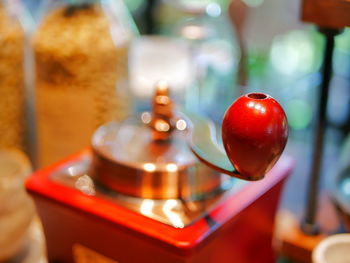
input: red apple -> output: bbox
[222,93,288,180]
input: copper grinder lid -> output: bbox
[91,81,222,199]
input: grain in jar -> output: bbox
[0,2,25,150]
[33,1,136,167]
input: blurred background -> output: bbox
[21,0,350,227]
[1,0,350,262]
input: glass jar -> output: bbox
[129,36,195,113]
[33,0,138,167]
[0,0,26,150]
[0,149,35,261]
[157,0,240,123]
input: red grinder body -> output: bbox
[26,149,293,263]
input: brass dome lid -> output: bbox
[91,82,223,199]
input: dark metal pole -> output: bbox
[302,28,342,235]
[144,0,157,34]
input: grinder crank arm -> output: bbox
[182,92,289,181]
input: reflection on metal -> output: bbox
[154,120,170,132]
[166,163,178,172]
[176,119,187,131]
[141,112,152,124]
[143,163,156,172]
[75,175,96,196]
[140,199,154,216]
[149,81,174,141]
[163,199,184,228]
[50,154,245,228]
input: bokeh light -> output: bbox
[270,30,322,76]
[285,99,313,130]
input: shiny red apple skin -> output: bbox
[222,93,288,180]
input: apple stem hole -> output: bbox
[247,93,267,100]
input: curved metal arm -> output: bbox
[183,111,244,178]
